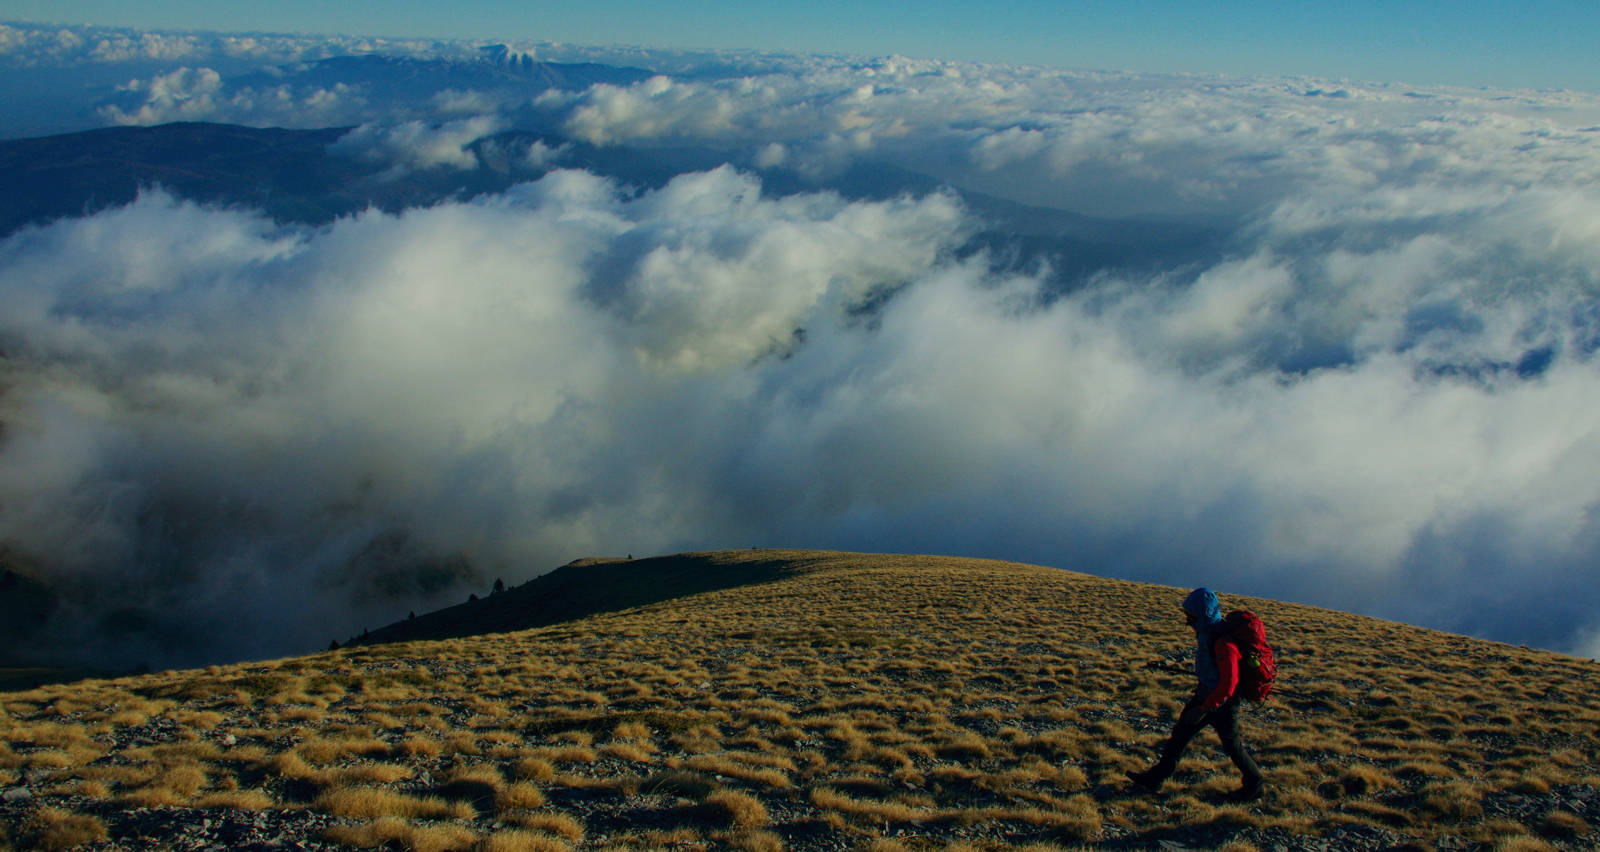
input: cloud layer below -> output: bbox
[3,23,1600,665]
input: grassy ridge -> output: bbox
[2,549,1597,850]
[346,551,802,647]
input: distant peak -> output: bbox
[478,43,537,71]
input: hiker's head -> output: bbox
[1181,587,1221,627]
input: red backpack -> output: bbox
[1217,610,1277,701]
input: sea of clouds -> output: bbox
[3,22,1600,666]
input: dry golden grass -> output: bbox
[315,786,478,820]
[479,828,575,852]
[1,549,1597,850]
[325,815,481,851]
[505,810,585,840]
[703,789,771,829]
[9,806,108,851]
[195,788,277,810]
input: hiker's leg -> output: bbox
[1148,695,1208,779]
[1209,700,1263,788]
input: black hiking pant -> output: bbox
[1148,690,1263,787]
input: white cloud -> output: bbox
[98,66,225,125]
[0,174,970,664]
[562,75,737,145]
[5,23,1600,664]
[329,115,506,175]
[94,65,369,128]
[431,88,502,115]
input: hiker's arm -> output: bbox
[1198,640,1240,713]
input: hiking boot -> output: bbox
[1126,768,1165,794]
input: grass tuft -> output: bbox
[17,807,109,851]
[326,816,481,852]
[703,789,771,829]
[315,787,478,820]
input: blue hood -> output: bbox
[1183,587,1222,625]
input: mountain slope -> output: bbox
[0,121,723,236]
[1,549,1596,851]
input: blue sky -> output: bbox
[2,0,1597,92]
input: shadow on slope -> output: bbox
[341,549,812,648]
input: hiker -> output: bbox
[1127,586,1265,802]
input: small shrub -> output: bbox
[1340,800,1413,827]
[268,750,319,780]
[1419,780,1483,821]
[810,787,928,824]
[118,786,188,807]
[727,829,785,852]
[324,762,415,786]
[613,720,653,739]
[315,787,477,820]
[297,735,389,764]
[554,730,594,746]
[704,790,770,829]
[685,753,792,788]
[601,742,656,763]
[1337,763,1395,796]
[19,750,73,770]
[196,789,276,810]
[476,829,572,852]
[160,763,209,796]
[1395,759,1454,779]
[643,770,720,799]
[498,781,546,810]
[1511,775,1552,794]
[71,779,113,799]
[397,736,445,757]
[20,807,109,851]
[504,811,584,840]
[404,822,481,852]
[327,816,480,852]
[437,764,506,812]
[934,733,991,761]
[1492,837,1557,852]
[513,758,556,782]
[1540,810,1589,839]
[537,745,597,765]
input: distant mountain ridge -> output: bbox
[0,121,1223,286]
[227,51,654,98]
[0,123,358,234]
[340,551,802,648]
[0,121,726,236]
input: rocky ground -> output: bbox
[9,772,1596,850]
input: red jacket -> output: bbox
[1198,637,1242,713]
